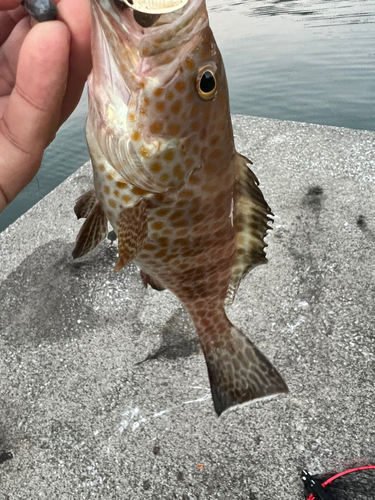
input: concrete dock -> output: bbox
[0,116,374,499]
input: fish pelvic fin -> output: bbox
[74,189,97,219]
[114,199,148,272]
[226,153,273,305]
[192,308,288,416]
[140,270,166,291]
[72,201,108,258]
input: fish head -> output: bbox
[89,0,234,192]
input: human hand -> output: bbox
[0,0,91,213]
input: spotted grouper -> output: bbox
[73,0,288,415]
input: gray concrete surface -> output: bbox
[0,116,374,499]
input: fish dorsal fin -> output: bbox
[72,201,108,258]
[225,153,273,305]
[114,199,148,272]
[74,189,97,219]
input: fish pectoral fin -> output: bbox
[74,189,97,219]
[114,200,148,272]
[140,270,166,291]
[198,310,288,416]
[72,201,108,258]
[226,153,273,305]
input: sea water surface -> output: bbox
[1,0,374,232]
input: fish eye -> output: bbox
[197,69,217,101]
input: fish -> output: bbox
[22,0,57,22]
[73,0,288,416]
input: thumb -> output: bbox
[0,20,70,212]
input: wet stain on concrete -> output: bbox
[152,444,160,456]
[356,214,375,242]
[302,185,324,214]
[136,310,200,364]
[0,451,13,465]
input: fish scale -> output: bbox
[73,0,288,415]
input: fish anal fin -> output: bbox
[193,308,288,416]
[140,270,166,291]
[74,189,97,219]
[226,153,273,305]
[72,202,108,258]
[114,200,148,272]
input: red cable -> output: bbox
[306,465,375,500]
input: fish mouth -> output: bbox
[94,0,206,49]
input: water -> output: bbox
[1,0,374,232]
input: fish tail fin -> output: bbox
[192,308,288,416]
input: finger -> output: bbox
[0,15,31,96]
[56,0,92,125]
[0,6,27,45]
[0,20,70,212]
[0,0,21,9]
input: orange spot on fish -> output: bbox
[155,102,165,112]
[189,173,200,185]
[210,135,220,145]
[158,237,169,247]
[168,124,181,136]
[139,146,149,158]
[122,195,131,203]
[191,104,200,117]
[160,173,170,182]
[132,187,148,195]
[163,254,178,263]
[131,131,140,141]
[204,162,215,175]
[180,189,194,198]
[98,164,105,172]
[150,162,162,173]
[108,199,117,208]
[104,186,110,194]
[191,121,200,132]
[164,150,174,162]
[169,210,183,221]
[143,243,156,251]
[162,55,173,64]
[166,91,174,100]
[128,113,136,123]
[150,122,163,134]
[185,58,195,69]
[152,221,164,230]
[116,181,127,189]
[113,189,119,197]
[176,199,188,207]
[106,172,115,181]
[173,164,184,180]
[155,249,167,258]
[156,208,170,216]
[143,97,150,106]
[175,81,186,93]
[185,158,194,169]
[141,47,149,57]
[209,149,221,159]
[153,88,163,97]
[171,101,182,115]
[172,219,188,228]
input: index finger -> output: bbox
[0,1,21,9]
